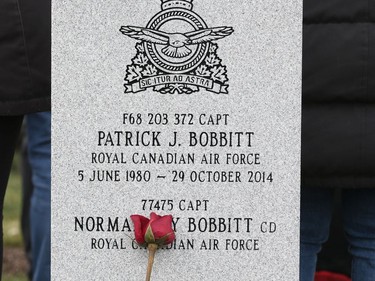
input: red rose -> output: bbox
[131,212,176,247]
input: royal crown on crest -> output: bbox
[161,0,193,10]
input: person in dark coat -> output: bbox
[301,0,375,281]
[0,0,51,279]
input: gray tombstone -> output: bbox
[52,0,302,280]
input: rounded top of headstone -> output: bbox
[161,0,193,10]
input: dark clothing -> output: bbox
[0,1,51,279]
[21,138,34,280]
[302,0,375,189]
[0,0,51,115]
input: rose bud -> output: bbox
[131,212,175,247]
[130,212,176,281]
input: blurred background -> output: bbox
[3,147,28,281]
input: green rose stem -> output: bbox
[145,243,158,281]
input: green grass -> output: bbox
[3,274,28,281]
[4,151,23,247]
[3,151,28,281]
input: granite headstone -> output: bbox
[52,0,302,280]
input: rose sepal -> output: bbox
[155,232,174,247]
[144,225,156,244]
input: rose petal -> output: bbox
[159,232,176,246]
[130,215,150,244]
[149,215,174,242]
[150,212,162,222]
[166,232,175,244]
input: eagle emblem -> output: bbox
[120,26,233,58]
[120,0,233,95]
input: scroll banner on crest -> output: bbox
[125,74,228,94]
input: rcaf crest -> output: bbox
[120,0,233,94]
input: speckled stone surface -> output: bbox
[52,0,302,280]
